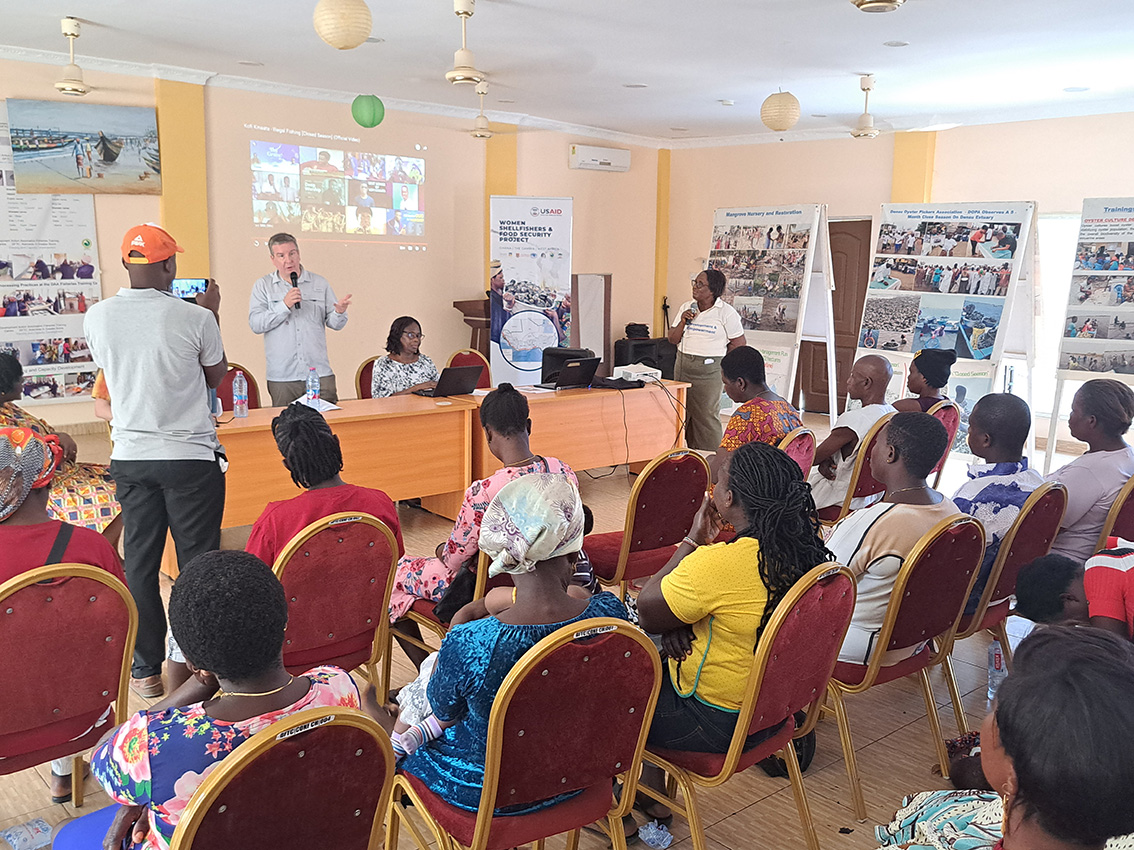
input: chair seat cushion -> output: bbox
[585,532,676,583]
[283,632,372,674]
[833,645,930,688]
[816,506,843,524]
[410,600,443,625]
[647,718,794,779]
[405,773,613,850]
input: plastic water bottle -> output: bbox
[232,371,248,418]
[987,639,1008,700]
[639,821,673,849]
[306,367,320,405]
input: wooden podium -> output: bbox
[453,297,490,357]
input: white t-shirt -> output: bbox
[671,298,744,357]
[1047,445,1134,562]
[84,287,225,462]
[809,402,895,510]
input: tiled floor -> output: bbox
[2,415,1007,848]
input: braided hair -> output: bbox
[479,382,530,436]
[724,441,833,638]
[270,403,343,488]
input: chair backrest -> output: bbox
[777,427,816,477]
[273,513,399,672]
[621,449,710,558]
[1097,475,1134,553]
[472,550,512,601]
[0,565,135,767]
[169,707,393,850]
[215,362,263,412]
[961,482,1067,638]
[926,400,961,486]
[833,412,894,520]
[880,516,985,664]
[717,563,855,779]
[355,356,382,400]
[447,349,492,389]
[473,619,661,848]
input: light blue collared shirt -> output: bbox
[248,267,347,382]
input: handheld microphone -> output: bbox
[290,271,300,310]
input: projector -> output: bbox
[613,363,662,383]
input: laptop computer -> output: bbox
[536,356,601,390]
[413,364,484,397]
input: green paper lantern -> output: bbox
[351,94,385,128]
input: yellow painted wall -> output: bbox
[155,79,210,276]
[891,132,936,204]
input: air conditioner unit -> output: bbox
[568,144,630,172]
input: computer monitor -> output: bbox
[613,338,676,380]
[541,347,595,383]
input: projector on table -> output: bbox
[612,363,662,383]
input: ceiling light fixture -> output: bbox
[622,83,648,89]
[850,74,881,139]
[313,0,372,50]
[445,0,487,85]
[849,0,905,12]
[883,40,909,47]
[760,89,801,132]
[1063,86,1090,93]
[719,99,735,107]
[55,17,89,97]
[237,60,264,67]
[811,113,828,118]
[471,80,493,139]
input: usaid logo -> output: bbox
[530,207,563,217]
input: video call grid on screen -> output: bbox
[249,141,425,243]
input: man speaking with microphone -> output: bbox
[249,232,351,405]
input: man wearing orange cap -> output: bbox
[83,223,227,699]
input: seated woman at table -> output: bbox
[245,403,403,566]
[874,626,1134,850]
[370,315,440,397]
[398,473,628,812]
[390,383,576,665]
[0,351,120,539]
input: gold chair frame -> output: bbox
[925,399,962,490]
[355,355,384,399]
[1096,474,1134,553]
[776,426,816,473]
[224,361,262,409]
[818,412,895,527]
[445,348,492,386]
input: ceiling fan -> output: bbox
[470,80,493,138]
[55,17,90,96]
[445,0,487,85]
[850,74,881,139]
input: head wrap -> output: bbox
[0,427,62,521]
[478,473,584,577]
[913,348,957,389]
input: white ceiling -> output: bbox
[2,0,1133,147]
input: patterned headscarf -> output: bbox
[0,427,62,521]
[478,473,584,577]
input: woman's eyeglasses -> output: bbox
[402,331,425,339]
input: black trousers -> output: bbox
[110,459,225,678]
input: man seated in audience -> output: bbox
[826,412,962,665]
[808,354,895,510]
[1047,379,1134,562]
[709,345,802,477]
[244,403,403,566]
[0,427,125,806]
[54,550,380,850]
[951,393,1045,613]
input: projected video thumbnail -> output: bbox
[249,141,425,239]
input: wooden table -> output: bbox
[216,395,478,527]
[419,380,688,519]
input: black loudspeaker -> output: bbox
[613,337,676,380]
[541,347,595,383]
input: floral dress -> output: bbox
[719,397,803,451]
[89,667,360,850]
[389,457,577,622]
[370,353,439,397]
[0,402,119,533]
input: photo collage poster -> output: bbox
[1058,198,1134,377]
[856,202,1035,443]
[488,196,573,386]
[705,205,821,396]
[0,101,102,404]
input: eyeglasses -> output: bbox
[402,331,425,339]
[691,279,708,290]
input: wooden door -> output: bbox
[796,219,873,414]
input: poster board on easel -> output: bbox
[705,203,838,425]
[1044,198,1134,472]
[855,201,1037,452]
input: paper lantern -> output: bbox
[313,0,372,50]
[352,94,385,128]
[760,91,801,132]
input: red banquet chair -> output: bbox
[0,565,136,808]
[387,619,662,850]
[816,412,894,526]
[940,481,1066,732]
[355,355,382,399]
[215,362,263,411]
[1096,474,1134,552]
[585,448,710,596]
[273,513,399,699]
[778,427,816,477]
[399,552,501,658]
[640,563,856,850]
[826,515,985,820]
[446,348,492,389]
[926,399,961,489]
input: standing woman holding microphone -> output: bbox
[668,269,746,450]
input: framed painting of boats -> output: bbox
[5,100,161,195]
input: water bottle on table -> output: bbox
[306,367,321,405]
[232,371,249,418]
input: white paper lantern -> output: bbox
[313,0,372,50]
[760,91,801,132]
